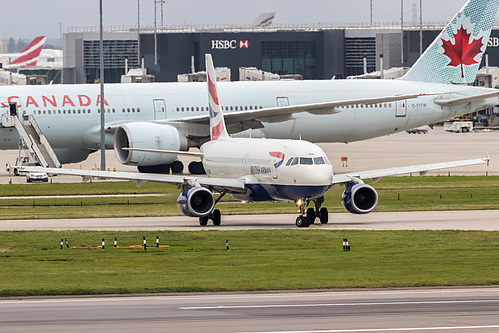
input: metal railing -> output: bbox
[68,21,479,35]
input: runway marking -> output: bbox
[179,299,499,310]
[240,325,499,333]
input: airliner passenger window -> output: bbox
[300,157,313,165]
[313,157,325,165]
[137,108,140,112]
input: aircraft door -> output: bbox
[153,99,167,120]
[276,97,289,107]
[395,100,407,117]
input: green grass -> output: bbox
[0,230,498,296]
[0,176,499,219]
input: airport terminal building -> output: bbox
[62,24,499,84]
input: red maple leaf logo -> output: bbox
[441,26,483,78]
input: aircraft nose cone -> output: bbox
[301,166,333,185]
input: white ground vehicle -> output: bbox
[26,171,48,183]
[444,121,473,133]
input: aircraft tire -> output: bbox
[199,216,209,226]
[188,161,206,175]
[212,209,221,226]
[319,207,329,224]
[296,216,310,228]
[171,161,184,174]
[307,208,316,224]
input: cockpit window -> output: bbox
[291,157,299,166]
[286,158,294,166]
[313,157,325,165]
[300,157,313,165]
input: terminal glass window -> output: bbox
[84,40,139,83]
[261,41,316,79]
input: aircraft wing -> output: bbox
[163,92,436,136]
[22,167,246,193]
[332,157,489,184]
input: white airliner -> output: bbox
[1,36,47,68]
[2,0,499,174]
[24,54,489,228]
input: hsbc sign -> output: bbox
[488,37,499,47]
[211,40,250,49]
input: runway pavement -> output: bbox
[0,210,498,230]
[1,287,499,332]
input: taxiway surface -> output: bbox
[0,210,498,231]
[1,287,499,332]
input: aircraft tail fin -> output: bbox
[252,12,276,28]
[401,0,499,84]
[205,54,229,141]
[7,36,47,68]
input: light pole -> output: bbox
[400,0,404,64]
[99,0,106,171]
[137,0,141,65]
[419,0,423,56]
[370,0,373,26]
[154,0,169,66]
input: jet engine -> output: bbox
[341,183,378,214]
[177,187,215,217]
[114,122,188,166]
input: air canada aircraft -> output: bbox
[2,0,499,174]
[24,54,489,227]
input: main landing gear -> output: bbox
[198,191,227,226]
[199,209,221,226]
[295,196,329,228]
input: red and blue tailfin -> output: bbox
[7,36,46,68]
[205,54,229,141]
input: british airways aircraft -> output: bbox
[3,0,499,174]
[24,54,488,227]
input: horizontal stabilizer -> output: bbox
[434,91,499,106]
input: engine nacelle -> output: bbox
[53,148,92,164]
[114,122,188,166]
[341,184,378,214]
[177,187,215,217]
